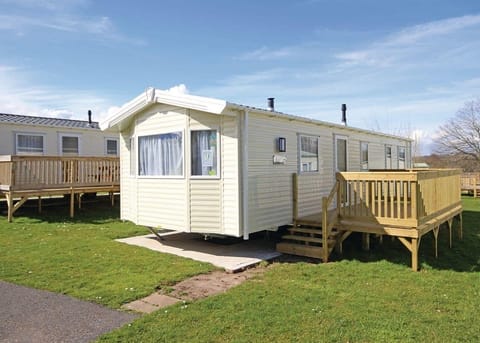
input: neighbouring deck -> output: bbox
[0,155,120,221]
[461,172,480,197]
[278,169,463,271]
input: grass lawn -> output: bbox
[0,197,214,308]
[99,197,480,342]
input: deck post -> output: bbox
[458,213,463,240]
[38,196,42,214]
[412,238,419,271]
[447,219,453,248]
[322,197,329,263]
[6,192,13,223]
[69,188,75,218]
[362,233,370,251]
[292,173,298,228]
[432,226,439,258]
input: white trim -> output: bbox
[14,131,46,155]
[242,110,249,240]
[57,132,82,156]
[129,136,136,177]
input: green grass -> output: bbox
[0,198,214,308]
[99,197,480,342]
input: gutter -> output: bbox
[241,109,249,240]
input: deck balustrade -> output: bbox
[0,155,120,221]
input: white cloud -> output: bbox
[0,1,144,45]
[239,46,296,61]
[335,14,480,67]
[0,64,112,121]
[387,14,480,46]
[166,84,189,94]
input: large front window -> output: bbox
[138,132,183,176]
[191,130,218,176]
[300,135,319,172]
[16,133,44,154]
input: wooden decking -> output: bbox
[0,155,120,221]
[277,169,463,271]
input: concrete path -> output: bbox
[0,280,137,343]
[116,232,281,272]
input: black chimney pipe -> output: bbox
[267,97,275,112]
[88,110,92,125]
[341,104,347,125]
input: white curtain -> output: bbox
[17,134,43,153]
[191,130,217,176]
[138,132,183,176]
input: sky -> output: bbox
[1,0,480,155]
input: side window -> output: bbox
[61,135,79,155]
[398,146,406,169]
[105,138,118,156]
[299,135,319,172]
[385,146,392,169]
[191,130,218,177]
[138,132,183,176]
[360,142,368,170]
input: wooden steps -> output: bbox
[276,225,340,261]
[276,242,326,260]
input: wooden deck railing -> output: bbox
[337,169,462,228]
[0,155,120,191]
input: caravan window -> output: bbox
[191,130,218,177]
[138,132,183,176]
[299,135,319,172]
[398,146,406,169]
[60,134,80,155]
[360,142,368,170]
[16,133,45,155]
[105,138,118,156]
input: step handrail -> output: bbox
[321,179,340,262]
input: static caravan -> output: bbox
[0,112,119,157]
[101,88,412,239]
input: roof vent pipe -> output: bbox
[88,110,92,125]
[341,104,347,126]
[267,97,275,112]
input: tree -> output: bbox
[435,99,480,171]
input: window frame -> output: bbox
[298,134,320,174]
[15,132,46,155]
[58,133,81,156]
[334,134,348,173]
[137,130,185,179]
[360,141,369,170]
[385,145,393,169]
[105,137,119,156]
[190,129,221,179]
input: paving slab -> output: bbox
[0,280,137,343]
[116,232,281,272]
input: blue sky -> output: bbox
[1,0,480,154]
